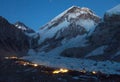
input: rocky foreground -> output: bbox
[0,57,120,82]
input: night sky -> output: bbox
[0,0,119,31]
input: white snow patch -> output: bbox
[85,46,107,57]
[76,19,96,35]
[67,11,87,20]
[106,4,120,16]
[16,24,27,30]
[61,34,87,47]
[39,19,70,43]
[81,7,100,18]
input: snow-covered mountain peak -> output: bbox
[47,6,82,23]
[51,6,98,22]
[38,6,101,44]
[14,21,35,33]
[106,4,120,16]
[40,6,100,30]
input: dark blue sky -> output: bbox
[0,0,119,31]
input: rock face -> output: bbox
[0,16,30,57]
[35,6,100,53]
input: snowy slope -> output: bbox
[106,4,120,16]
[85,46,107,57]
[39,19,70,43]
[38,6,100,43]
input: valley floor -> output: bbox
[23,53,120,75]
[0,57,120,82]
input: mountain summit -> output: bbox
[39,6,101,44]
[40,6,100,30]
[45,6,100,24]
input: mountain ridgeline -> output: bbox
[0,5,120,62]
[0,16,39,57]
[0,16,29,57]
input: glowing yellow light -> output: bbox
[11,56,17,59]
[4,56,18,59]
[52,68,68,74]
[33,64,38,67]
[23,63,27,66]
[53,70,60,74]
[92,71,97,74]
[26,62,30,64]
[23,62,31,66]
[60,68,68,73]
[16,61,29,66]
